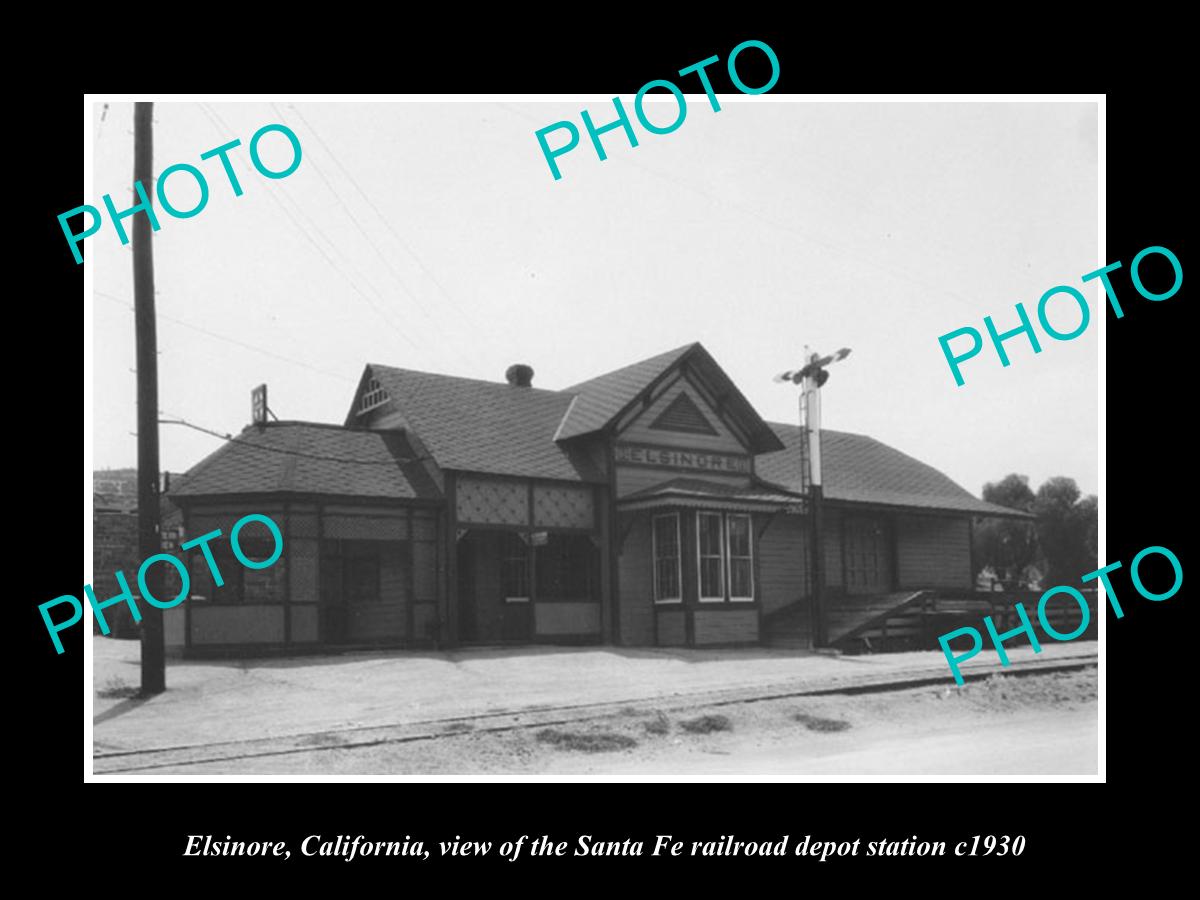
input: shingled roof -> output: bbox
[757,424,1031,518]
[554,343,696,441]
[362,366,605,483]
[169,422,439,501]
[174,345,1027,518]
[555,343,784,453]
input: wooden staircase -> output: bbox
[763,589,1098,653]
[826,591,934,646]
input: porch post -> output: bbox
[445,472,459,648]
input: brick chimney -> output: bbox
[505,364,534,387]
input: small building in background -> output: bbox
[93,468,183,637]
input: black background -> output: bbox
[24,25,1189,886]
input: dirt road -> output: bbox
[141,668,1097,776]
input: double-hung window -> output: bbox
[652,514,682,603]
[697,512,726,601]
[726,514,754,601]
[695,511,755,602]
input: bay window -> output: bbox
[694,511,755,603]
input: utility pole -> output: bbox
[775,346,851,649]
[133,102,165,695]
[802,347,826,647]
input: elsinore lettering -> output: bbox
[41,513,284,654]
[57,123,303,264]
[535,39,780,180]
[937,245,1183,386]
[937,543,1182,684]
[614,443,750,473]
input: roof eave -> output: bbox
[822,496,1036,519]
[170,490,444,507]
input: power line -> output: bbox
[284,103,493,337]
[96,290,356,383]
[199,102,415,342]
[265,103,475,371]
[160,415,425,466]
[267,103,445,330]
[194,103,424,355]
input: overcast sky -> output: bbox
[91,99,1098,498]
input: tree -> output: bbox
[973,474,1039,589]
[1034,477,1099,585]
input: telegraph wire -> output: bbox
[204,102,440,352]
[267,103,442,329]
[194,103,424,355]
[284,103,498,338]
[265,103,474,370]
[198,102,417,345]
[96,290,357,383]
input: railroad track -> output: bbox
[93,652,1097,774]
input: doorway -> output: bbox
[458,531,533,644]
[319,538,406,643]
[843,515,893,595]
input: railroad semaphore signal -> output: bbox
[773,346,850,486]
[774,345,851,647]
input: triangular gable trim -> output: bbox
[648,392,719,436]
[343,365,397,427]
[603,346,784,454]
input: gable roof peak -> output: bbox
[555,341,783,453]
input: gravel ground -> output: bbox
[92,636,1097,754]
[153,667,1098,776]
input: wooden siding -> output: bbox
[324,513,407,540]
[186,504,287,537]
[164,606,186,648]
[413,603,439,642]
[757,513,808,615]
[288,536,319,605]
[191,605,284,644]
[535,603,601,635]
[412,513,437,541]
[179,502,441,651]
[291,604,319,643]
[823,508,844,589]
[412,537,438,602]
[345,542,408,641]
[617,515,654,645]
[896,515,972,589]
[693,609,758,645]
[656,608,687,645]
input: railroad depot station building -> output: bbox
[164,342,1022,655]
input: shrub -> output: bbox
[678,714,733,734]
[644,711,671,736]
[535,729,638,753]
[794,712,851,732]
